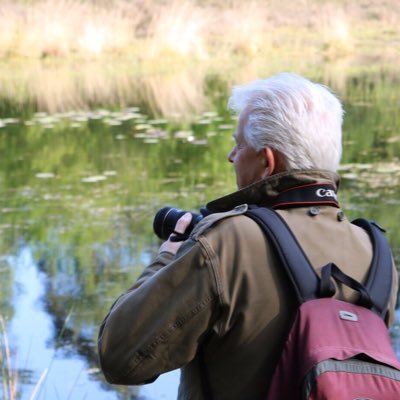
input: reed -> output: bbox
[0,316,17,400]
[145,0,210,59]
[0,311,73,400]
[0,0,398,60]
[0,0,137,58]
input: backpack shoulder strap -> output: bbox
[245,208,393,318]
[351,219,393,318]
[245,207,319,304]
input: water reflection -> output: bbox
[0,63,399,399]
[5,241,181,399]
[6,246,129,399]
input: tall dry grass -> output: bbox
[0,0,398,60]
[0,60,211,115]
[0,0,398,114]
[146,0,211,59]
[0,0,137,58]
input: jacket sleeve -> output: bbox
[97,238,219,385]
[387,259,399,327]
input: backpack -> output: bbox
[245,207,400,400]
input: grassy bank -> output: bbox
[0,0,398,61]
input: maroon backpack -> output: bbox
[246,207,400,400]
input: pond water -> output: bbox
[0,59,400,399]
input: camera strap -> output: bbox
[169,231,190,242]
[263,182,340,209]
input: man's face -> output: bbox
[228,109,266,189]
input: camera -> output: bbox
[153,206,208,240]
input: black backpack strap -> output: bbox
[351,219,393,318]
[245,207,319,304]
[245,208,393,318]
[319,262,373,309]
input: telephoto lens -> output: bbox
[153,207,203,240]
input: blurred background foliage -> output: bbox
[0,0,398,62]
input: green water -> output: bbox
[0,61,399,399]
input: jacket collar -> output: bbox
[206,169,340,212]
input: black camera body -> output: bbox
[153,206,209,240]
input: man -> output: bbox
[98,73,398,399]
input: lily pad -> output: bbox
[35,172,56,179]
[81,175,107,183]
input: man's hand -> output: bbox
[158,212,193,255]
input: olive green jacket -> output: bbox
[98,170,398,400]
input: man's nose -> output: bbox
[227,148,235,163]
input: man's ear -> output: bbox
[262,147,276,177]
[261,146,286,177]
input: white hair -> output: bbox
[228,72,344,172]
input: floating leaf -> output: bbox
[135,124,152,130]
[191,139,208,145]
[338,164,353,171]
[386,136,400,143]
[197,119,211,125]
[145,129,167,138]
[376,164,400,174]
[148,119,168,124]
[123,107,141,113]
[37,116,60,125]
[35,172,56,179]
[218,124,234,130]
[88,110,110,119]
[72,115,89,122]
[34,112,47,118]
[341,173,358,180]
[4,118,19,124]
[341,163,372,171]
[174,130,193,139]
[195,183,207,189]
[81,175,107,183]
[104,119,122,126]
[103,171,117,176]
[202,111,218,118]
[88,113,103,120]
